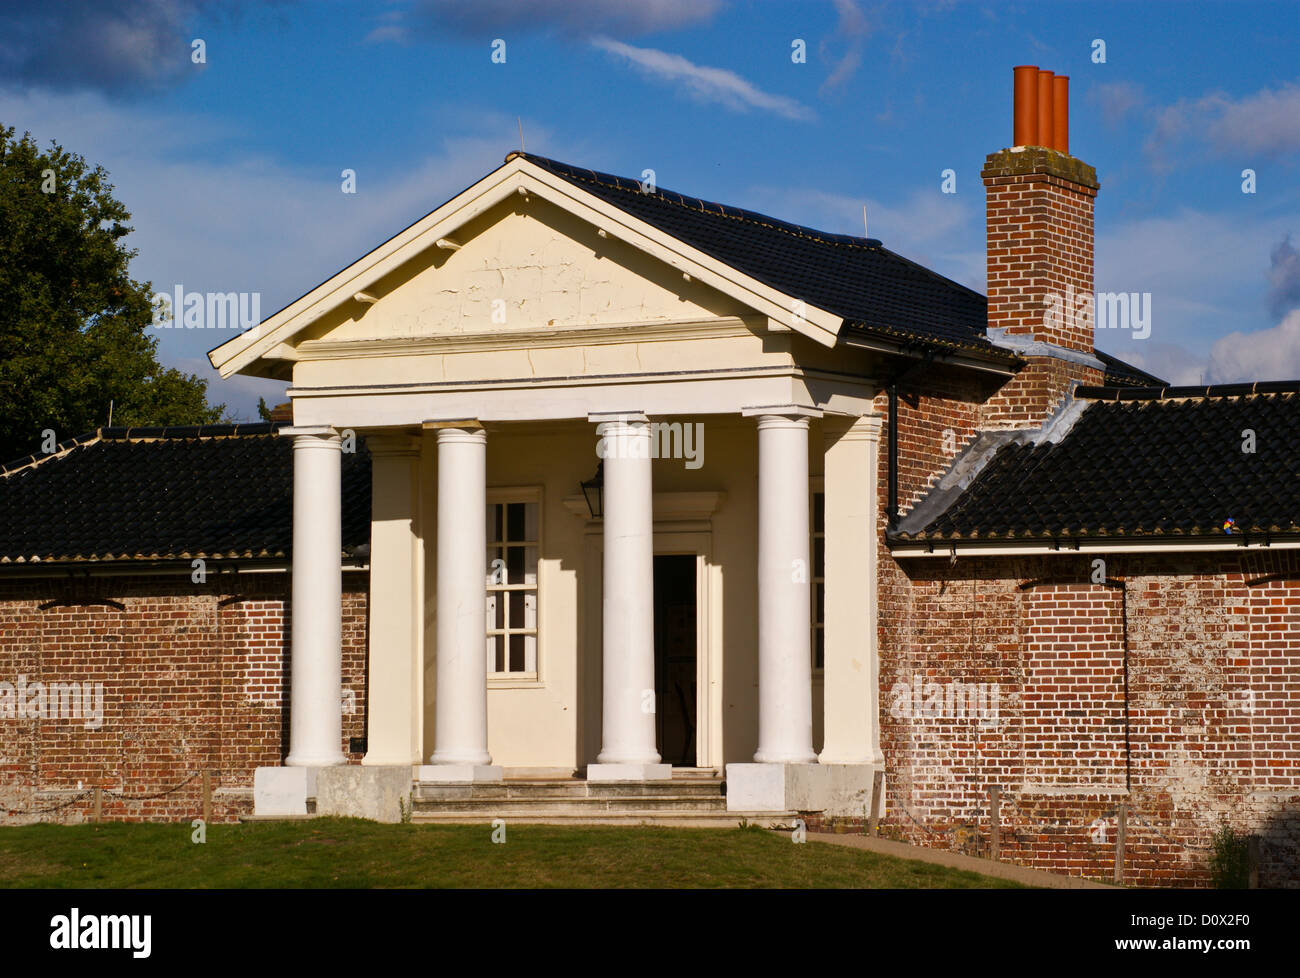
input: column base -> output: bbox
[316,765,414,823]
[725,762,882,815]
[586,763,673,782]
[416,764,503,784]
[254,766,318,816]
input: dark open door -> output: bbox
[653,554,697,766]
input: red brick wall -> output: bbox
[977,357,1105,431]
[982,149,1097,352]
[875,366,1001,520]
[979,147,1104,427]
[0,570,368,824]
[872,549,1300,887]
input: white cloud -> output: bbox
[818,0,871,96]
[1268,234,1300,319]
[591,37,814,121]
[1095,207,1300,384]
[0,0,207,93]
[1207,309,1300,383]
[397,0,723,39]
[1098,342,1204,387]
[1147,79,1300,160]
[1095,207,1300,341]
[1088,80,1146,124]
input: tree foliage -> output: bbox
[0,125,222,461]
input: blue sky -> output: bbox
[2,0,1299,418]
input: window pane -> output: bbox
[507,545,525,582]
[815,628,824,670]
[814,535,824,576]
[813,492,825,533]
[484,496,541,676]
[507,502,525,542]
[815,582,824,623]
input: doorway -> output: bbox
[653,555,697,767]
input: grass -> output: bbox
[0,818,1025,888]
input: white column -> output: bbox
[363,433,423,767]
[589,414,669,781]
[284,426,346,768]
[819,414,884,766]
[424,425,500,781]
[753,412,817,764]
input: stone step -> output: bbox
[411,795,727,815]
[410,811,798,828]
[413,779,725,802]
[670,768,722,779]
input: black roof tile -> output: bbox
[0,425,371,563]
[516,153,1014,361]
[895,387,1300,542]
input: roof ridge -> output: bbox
[98,422,285,440]
[0,422,286,479]
[0,429,106,478]
[518,152,888,254]
[1077,381,1300,401]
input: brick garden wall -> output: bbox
[858,377,1300,887]
[869,548,1300,887]
[0,570,368,824]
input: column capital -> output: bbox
[752,414,811,433]
[432,426,486,447]
[741,404,823,421]
[588,410,648,425]
[281,425,341,445]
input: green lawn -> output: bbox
[0,818,1022,888]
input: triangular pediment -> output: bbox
[293,194,750,349]
[209,156,842,379]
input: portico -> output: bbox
[214,151,890,819]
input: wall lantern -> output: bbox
[580,461,604,519]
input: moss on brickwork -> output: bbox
[981,147,1100,190]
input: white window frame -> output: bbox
[486,486,542,685]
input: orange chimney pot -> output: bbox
[1036,69,1055,150]
[1013,65,1038,146]
[1053,75,1070,155]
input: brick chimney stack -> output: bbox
[979,66,1105,429]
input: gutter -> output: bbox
[0,558,370,578]
[889,536,1300,557]
[840,329,1020,377]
